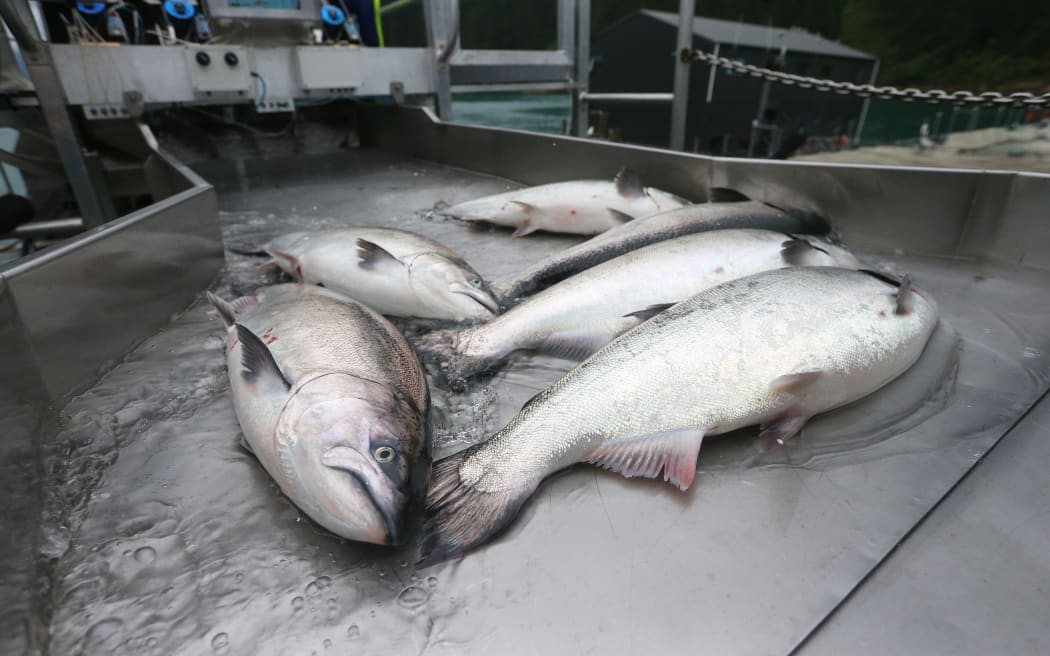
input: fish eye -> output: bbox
[469,277,483,288]
[373,446,396,463]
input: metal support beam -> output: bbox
[0,0,109,225]
[580,92,673,104]
[423,0,456,120]
[669,0,695,151]
[572,0,590,137]
[556,0,575,55]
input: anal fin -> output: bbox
[586,428,706,490]
[539,331,612,361]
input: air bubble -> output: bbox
[397,586,429,609]
[211,632,229,653]
[427,576,438,589]
[292,596,305,611]
[134,546,156,563]
[324,638,332,648]
[347,624,360,639]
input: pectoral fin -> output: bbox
[607,208,636,223]
[236,324,291,394]
[623,303,677,321]
[586,428,706,490]
[511,219,537,237]
[539,331,612,361]
[356,239,404,271]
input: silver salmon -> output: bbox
[266,228,498,321]
[419,230,860,381]
[420,267,937,563]
[208,284,429,545]
[442,168,688,236]
[493,200,829,305]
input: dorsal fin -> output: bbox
[895,275,914,315]
[614,167,645,198]
[236,324,291,392]
[780,237,830,266]
[356,239,404,270]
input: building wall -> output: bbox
[590,14,876,154]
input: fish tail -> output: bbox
[488,278,526,309]
[413,328,492,386]
[417,447,539,567]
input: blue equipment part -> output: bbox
[164,0,196,20]
[320,4,345,27]
[76,2,107,15]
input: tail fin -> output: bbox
[488,278,527,310]
[417,447,539,567]
[413,328,493,386]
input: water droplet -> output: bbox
[211,632,229,653]
[292,596,305,611]
[326,598,337,609]
[397,586,429,609]
[1023,346,1042,359]
[316,575,332,589]
[235,573,244,584]
[399,560,408,568]
[306,581,320,597]
[427,576,438,590]
[134,546,156,564]
[346,624,360,639]
[377,570,385,578]
[146,636,158,648]
[324,638,332,648]
[84,618,124,650]
[122,549,131,557]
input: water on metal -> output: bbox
[42,151,1050,655]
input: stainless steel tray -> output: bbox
[3,105,1048,655]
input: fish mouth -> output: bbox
[345,470,402,545]
[451,286,499,315]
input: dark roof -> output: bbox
[641,10,876,61]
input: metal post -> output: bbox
[572,0,590,137]
[556,0,574,55]
[668,0,695,151]
[749,80,771,157]
[0,0,108,225]
[423,0,455,120]
[853,59,880,145]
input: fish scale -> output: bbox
[420,267,938,563]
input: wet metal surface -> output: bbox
[38,147,1050,655]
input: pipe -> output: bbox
[580,92,674,104]
[0,0,41,57]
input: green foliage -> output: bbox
[440,0,1050,90]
